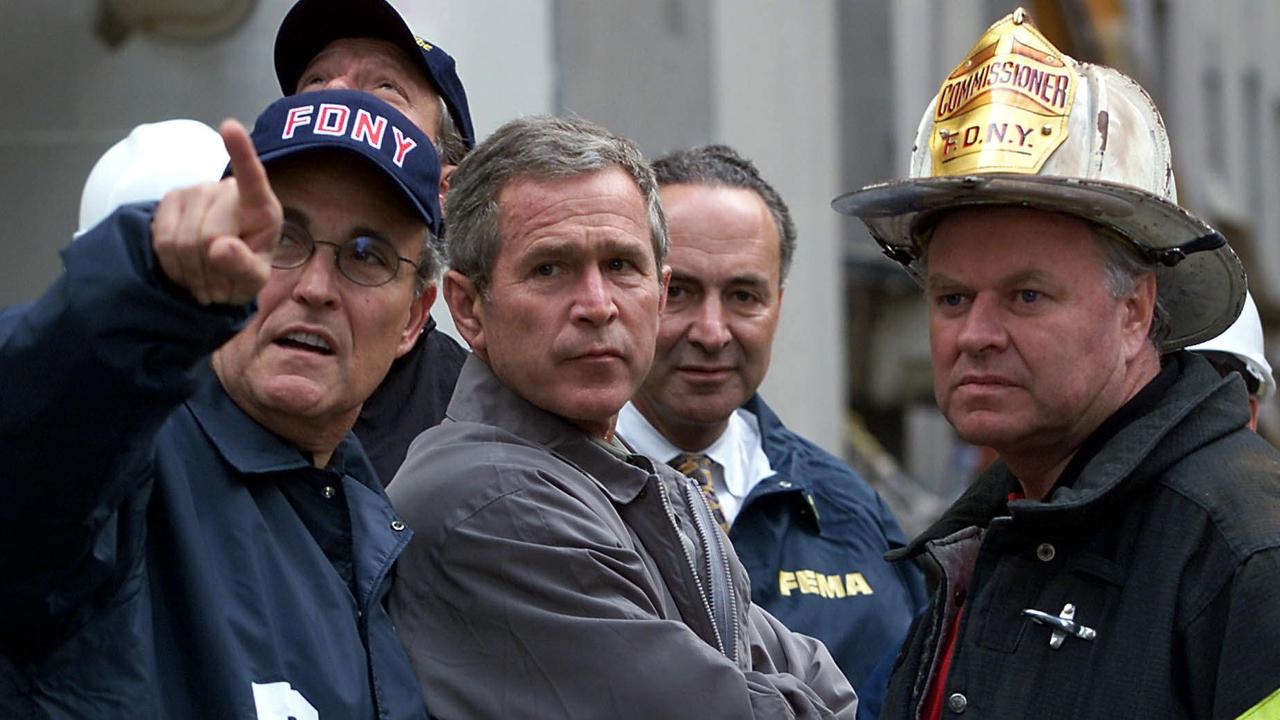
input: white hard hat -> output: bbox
[77,119,229,236]
[832,7,1245,352]
[1189,292,1275,398]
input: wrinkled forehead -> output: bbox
[492,178,650,284]
[923,205,1103,252]
[303,37,420,81]
[499,169,648,228]
[659,184,782,268]
[920,205,1119,281]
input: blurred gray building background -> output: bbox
[2,0,1278,522]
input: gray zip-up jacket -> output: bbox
[388,357,858,719]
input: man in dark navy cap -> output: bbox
[0,90,440,718]
[274,0,477,486]
[273,0,475,169]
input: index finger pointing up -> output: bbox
[220,118,281,254]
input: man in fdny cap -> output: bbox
[834,8,1280,719]
[0,90,440,717]
[274,0,476,486]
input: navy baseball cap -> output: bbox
[234,89,441,234]
[273,0,476,150]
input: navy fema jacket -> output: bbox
[0,205,426,719]
[730,395,927,704]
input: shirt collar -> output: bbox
[616,401,773,500]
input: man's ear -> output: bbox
[438,164,457,218]
[1123,272,1158,359]
[396,283,435,358]
[443,269,486,359]
[658,265,671,314]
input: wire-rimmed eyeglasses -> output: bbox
[272,221,419,287]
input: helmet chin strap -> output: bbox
[1138,232,1226,268]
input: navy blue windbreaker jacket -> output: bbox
[729,396,927,709]
[0,205,427,719]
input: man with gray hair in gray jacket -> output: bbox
[388,114,857,719]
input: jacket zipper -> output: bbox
[655,473,726,656]
[721,532,739,663]
[680,478,739,664]
[721,530,742,661]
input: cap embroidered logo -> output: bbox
[279,104,418,167]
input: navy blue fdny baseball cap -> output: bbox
[235,89,441,234]
[273,0,476,149]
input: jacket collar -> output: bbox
[894,351,1249,559]
[186,365,374,486]
[187,367,404,611]
[447,356,654,504]
[741,393,825,533]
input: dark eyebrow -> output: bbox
[1002,269,1057,287]
[519,238,574,265]
[925,272,966,293]
[302,47,342,71]
[281,211,396,249]
[726,273,770,289]
[350,225,394,245]
[598,237,652,261]
[668,269,703,285]
[668,271,775,297]
[523,237,651,264]
[926,269,1061,294]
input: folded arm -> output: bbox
[390,463,855,719]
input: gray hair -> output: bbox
[1093,228,1170,348]
[394,97,450,294]
[411,232,440,297]
[651,144,797,285]
[410,103,449,294]
[443,115,667,295]
[435,98,469,166]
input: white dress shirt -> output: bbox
[617,401,774,525]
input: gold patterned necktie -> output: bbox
[672,453,731,535]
